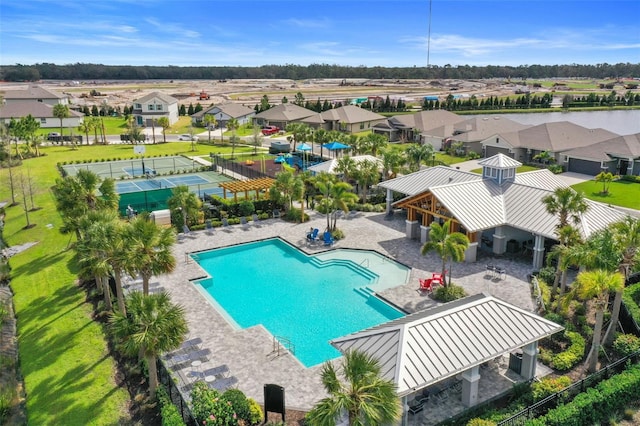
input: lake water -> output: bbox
[472,110,640,135]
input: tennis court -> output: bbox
[61,155,200,179]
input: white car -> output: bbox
[178,134,199,141]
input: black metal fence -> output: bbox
[157,359,198,426]
[497,351,640,425]
[210,154,271,180]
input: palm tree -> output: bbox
[358,132,388,156]
[380,148,405,180]
[542,187,588,229]
[53,103,70,141]
[167,185,202,230]
[421,219,470,286]
[533,150,555,165]
[306,350,401,426]
[285,122,311,151]
[566,270,624,373]
[51,169,119,241]
[405,143,434,172]
[315,173,358,231]
[352,159,380,201]
[126,216,176,295]
[226,117,240,156]
[334,156,356,183]
[269,170,304,212]
[78,119,93,145]
[156,117,170,143]
[604,217,640,344]
[594,171,614,195]
[546,225,582,298]
[109,291,188,399]
[203,114,217,144]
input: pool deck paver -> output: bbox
[157,210,540,414]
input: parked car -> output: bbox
[178,134,199,141]
[47,132,61,141]
[261,125,280,136]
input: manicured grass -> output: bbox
[0,143,203,424]
[571,179,640,210]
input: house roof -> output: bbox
[560,133,640,161]
[307,155,381,174]
[300,112,326,125]
[451,116,529,142]
[203,102,255,119]
[494,122,619,153]
[1,85,64,100]
[331,293,563,397]
[133,92,178,105]
[0,101,83,119]
[254,103,316,122]
[478,153,522,168]
[320,105,386,124]
[387,110,466,132]
[378,166,482,196]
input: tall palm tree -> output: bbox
[126,216,176,296]
[405,143,434,172]
[109,291,188,399]
[52,169,119,241]
[357,133,388,156]
[306,350,401,426]
[167,185,202,230]
[546,225,582,298]
[352,159,380,201]
[226,117,240,156]
[380,148,405,180]
[269,169,304,212]
[314,173,358,231]
[285,122,311,152]
[566,270,624,373]
[78,119,94,145]
[202,114,217,144]
[52,103,70,141]
[156,117,170,144]
[334,156,356,183]
[604,217,640,344]
[542,187,588,229]
[421,219,470,286]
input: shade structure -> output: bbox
[322,141,350,151]
[296,143,312,152]
[274,155,285,164]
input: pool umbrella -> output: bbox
[296,143,312,152]
[322,141,350,158]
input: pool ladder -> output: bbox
[273,335,295,357]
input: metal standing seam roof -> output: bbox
[307,155,381,174]
[378,166,482,196]
[331,293,564,397]
[478,153,522,168]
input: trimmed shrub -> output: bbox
[222,389,250,424]
[613,333,640,357]
[157,387,185,426]
[433,284,467,302]
[247,398,263,425]
[466,418,496,426]
[543,312,565,326]
[540,331,585,371]
[190,382,238,426]
[531,376,571,402]
[623,283,640,328]
[536,266,556,286]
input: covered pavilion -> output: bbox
[378,154,627,269]
[217,177,275,202]
[331,293,564,425]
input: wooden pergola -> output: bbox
[395,191,479,243]
[218,177,275,202]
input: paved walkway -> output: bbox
[155,211,540,413]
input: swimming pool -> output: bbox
[192,238,407,367]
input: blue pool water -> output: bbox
[193,238,405,367]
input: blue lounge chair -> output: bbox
[323,231,335,246]
[306,228,319,243]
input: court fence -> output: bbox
[59,156,207,179]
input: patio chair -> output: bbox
[205,220,214,235]
[252,213,261,227]
[221,218,233,232]
[183,225,196,238]
[206,375,238,391]
[306,228,319,243]
[323,231,335,246]
[240,217,249,230]
[418,278,434,293]
[189,364,230,380]
[168,348,211,370]
[272,209,281,219]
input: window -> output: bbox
[505,168,514,179]
[135,103,142,109]
[491,168,498,178]
[360,123,365,130]
[40,118,46,124]
[148,104,155,111]
[156,104,163,111]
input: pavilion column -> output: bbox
[420,225,430,243]
[406,220,419,240]
[520,341,538,380]
[400,395,409,426]
[461,365,481,407]
[385,188,394,215]
[532,235,546,270]
[492,226,507,255]
[464,242,478,262]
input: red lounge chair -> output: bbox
[419,278,434,292]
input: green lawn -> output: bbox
[0,143,202,424]
[571,179,640,210]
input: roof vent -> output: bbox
[449,177,453,182]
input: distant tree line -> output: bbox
[1,62,639,82]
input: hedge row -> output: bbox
[623,283,640,328]
[524,363,640,426]
[539,331,586,371]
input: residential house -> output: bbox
[481,121,619,166]
[131,92,179,127]
[320,105,386,133]
[0,85,83,129]
[379,153,627,269]
[253,103,316,130]
[447,116,530,155]
[192,102,255,128]
[560,133,640,175]
[373,110,466,147]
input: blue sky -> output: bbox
[1,0,638,67]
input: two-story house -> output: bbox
[132,92,179,127]
[0,85,83,129]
